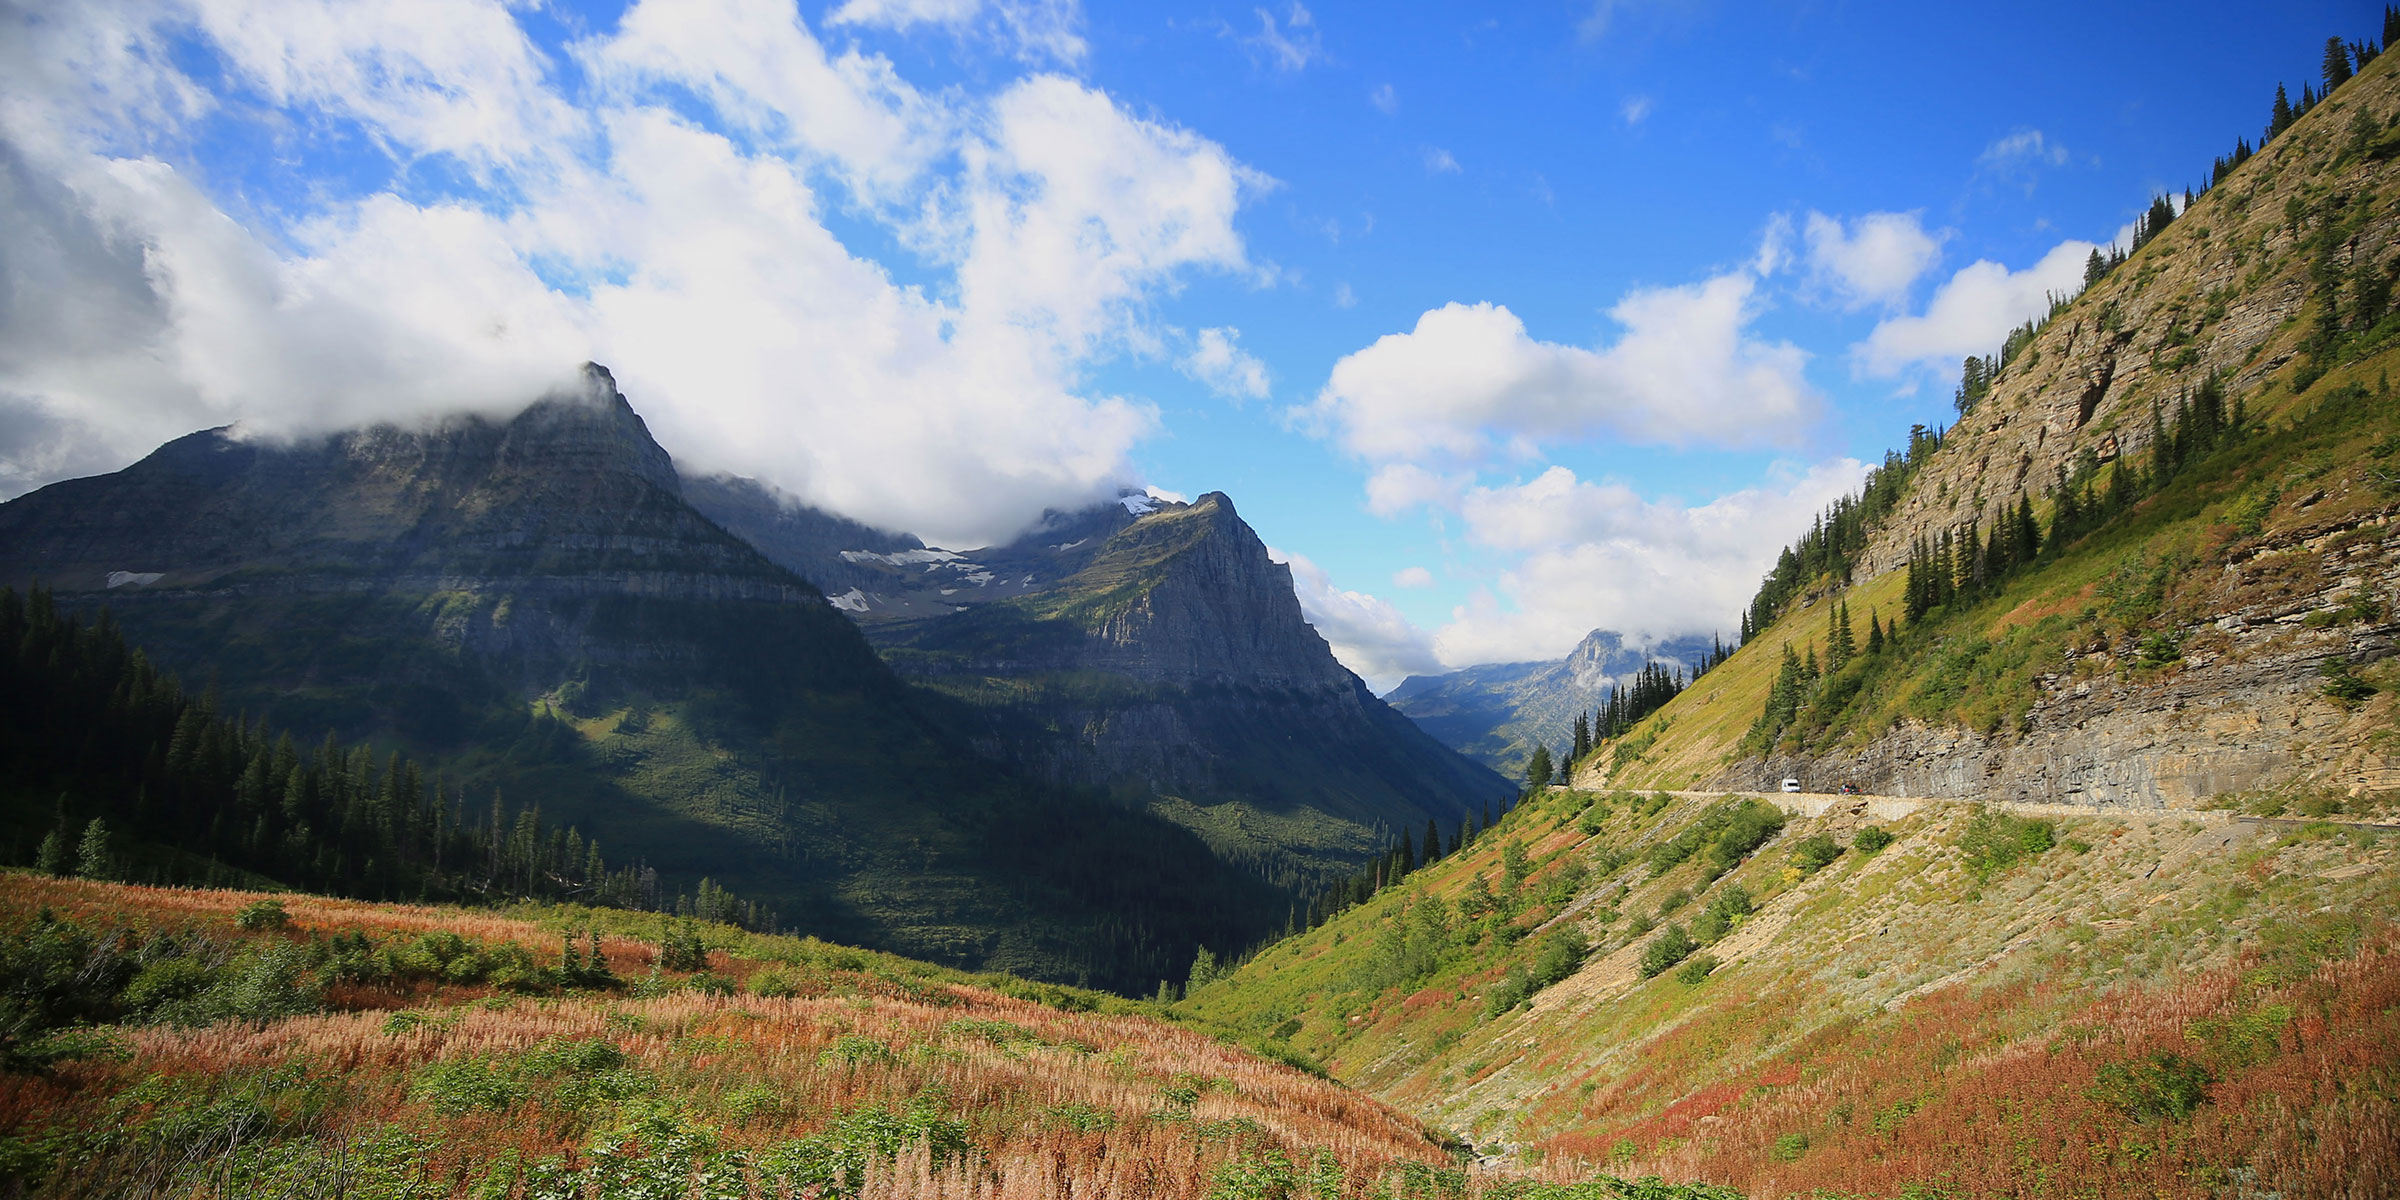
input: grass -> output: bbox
[1182,767,2400,1198]
[0,874,1755,1199]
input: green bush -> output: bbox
[748,967,804,998]
[1959,809,2056,879]
[1854,826,1896,854]
[1688,885,1754,946]
[1772,1132,1809,1161]
[411,1058,524,1115]
[1790,833,1843,874]
[1674,954,1719,984]
[1638,925,1698,979]
[654,919,708,973]
[2092,1049,2214,1123]
[234,900,291,932]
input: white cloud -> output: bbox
[1363,463,1467,517]
[1306,276,1816,469]
[1245,4,1321,72]
[1422,146,1460,175]
[0,0,1257,548]
[1271,548,1444,691]
[1620,95,1652,125]
[1392,565,1434,588]
[1431,459,1869,663]
[825,0,1086,65]
[1855,239,2093,378]
[1182,327,1270,400]
[1978,129,2069,169]
[1332,281,1356,309]
[1369,83,1397,114]
[1802,210,1944,309]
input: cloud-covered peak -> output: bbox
[0,0,1251,548]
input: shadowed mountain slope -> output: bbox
[0,366,1279,992]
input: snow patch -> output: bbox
[1120,495,1157,516]
[106,571,163,589]
[1052,538,1087,551]
[827,588,871,612]
[840,548,965,567]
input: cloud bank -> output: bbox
[0,0,1255,547]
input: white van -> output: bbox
[1780,778,1802,793]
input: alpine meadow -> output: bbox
[2,3,2398,1198]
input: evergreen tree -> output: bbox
[1866,611,1885,655]
[2326,36,2355,91]
[1423,819,1443,866]
[75,817,113,880]
[2271,83,2296,140]
[1572,712,1592,761]
[1524,745,1554,794]
[33,829,65,877]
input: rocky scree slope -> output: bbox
[1577,49,2400,813]
[0,366,1280,992]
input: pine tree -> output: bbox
[2327,36,2355,91]
[1866,611,1885,655]
[34,828,65,877]
[1524,745,1554,794]
[2271,83,2296,140]
[1423,819,1443,865]
[75,817,113,880]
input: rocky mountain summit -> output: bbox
[867,491,1514,888]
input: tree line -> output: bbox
[2092,19,2390,297]
[0,587,777,929]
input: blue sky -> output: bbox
[0,0,2376,687]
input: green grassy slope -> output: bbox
[1183,783,2400,1196]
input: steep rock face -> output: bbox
[1390,630,1715,775]
[1723,508,2400,807]
[1851,60,2400,579]
[873,493,1513,884]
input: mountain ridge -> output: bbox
[0,365,1284,991]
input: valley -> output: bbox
[3,5,2399,1197]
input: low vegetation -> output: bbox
[0,874,1751,1198]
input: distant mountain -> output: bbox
[705,486,1515,891]
[1388,629,1717,776]
[0,366,1278,991]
